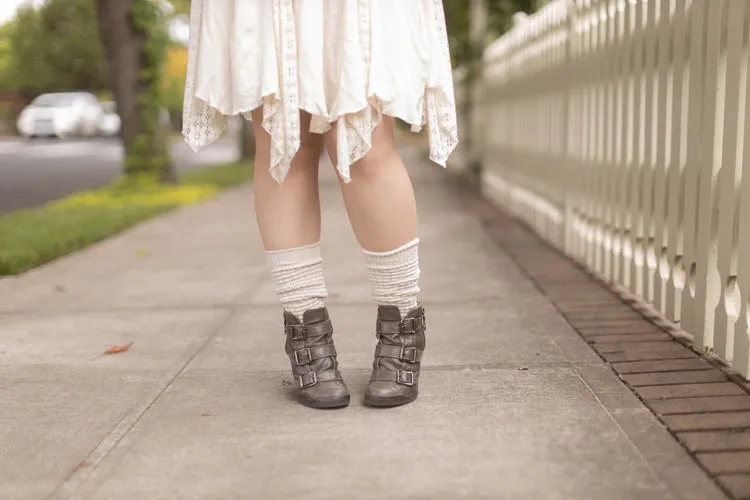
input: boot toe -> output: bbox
[299,380,350,409]
[364,381,417,407]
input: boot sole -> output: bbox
[302,394,351,409]
[363,392,417,408]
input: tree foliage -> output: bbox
[4,0,108,94]
[0,23,12,90]
[169,0,190,16]
[162,45,188,126]
[444,0,545,68]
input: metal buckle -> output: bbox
[285,324,306,339]
[297,371,317,388]
[294,348,312,365]
[400,346,418,363]
[400,318,416,334]
[397,370,415,386]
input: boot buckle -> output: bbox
[285,324,306,340]
[400,318,416,334]
[297,371,317,388]
[397,370,415,386]
[293,348,312,365]
[400,347,419,363]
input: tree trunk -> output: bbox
[94,0,175,182]
[240,118,256,161]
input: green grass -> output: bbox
[180,162,256,189]
[0,161,253,276]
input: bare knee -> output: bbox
[249,108,269,143]
[325,117,399,180]
[357,137,398,173]
[251,108,322,173]
[296,131,323,165]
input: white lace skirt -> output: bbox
[182,0,459,184]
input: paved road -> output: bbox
[0,136,240,214]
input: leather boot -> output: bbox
[364,305,426,407]
[284,307,350,409]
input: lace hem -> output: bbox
[182,0,459,184]
[181,0,226,153]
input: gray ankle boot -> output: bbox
[364,305,426,407]
[284,307,350,409]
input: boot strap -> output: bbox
[370,369,417,386]
[284,319,333,340]
[377,316,425,335]
[296,368,342,389]
[290,344,337,366]
[374,344,422,363]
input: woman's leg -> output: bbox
[325,117,418,253]
[251,110,323,252]
[324,116,425,408]
[252,109,349,409]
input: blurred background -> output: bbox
[0,0,544,214]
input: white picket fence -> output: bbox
[478,0,750,378]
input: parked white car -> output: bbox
[97,101,121,137]
[95,101,172,137]
[16,92,103,139]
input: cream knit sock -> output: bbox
[362,238,421,318]
[266,242,328,320]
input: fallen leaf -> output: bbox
[103,342,134,355]
[54,285,66,292]
[73,460,90,472]
[201,413,211,417]
[136,249,150,258]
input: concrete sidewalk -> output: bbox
[0,147,728,500]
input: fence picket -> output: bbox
[480,0,750,377]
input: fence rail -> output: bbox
[479,0,750,377]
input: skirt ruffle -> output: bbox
[182,0,459,183]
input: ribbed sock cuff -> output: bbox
[266,242,327,319]
[362,238,421,317]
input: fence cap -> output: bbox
[483,0,572,63]
[512,12,530,26]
